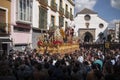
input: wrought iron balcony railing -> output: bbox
[59,6,64,15]
[67,0,75,6]
[38,0,48,7]
[59,17,64,27]
[70,13,73,20]
[65,10,70,18]
[50,1,57,11]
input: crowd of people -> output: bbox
[0,47,120,80]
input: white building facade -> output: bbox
[0,0,11,55]
[74,8,108,43]
[47,0,74,29]
[32,0,75,49]
[115,21,120,42]
[11,0,33,51]
[10,0,75,51]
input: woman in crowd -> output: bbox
[0,48,120,80]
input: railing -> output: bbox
[59,21,64,27]
[0,22,10,35]
[59,17,64,27]
[51,1,57,11]
[59,6,64,15]
[67,0,75,6]
[70,13,73,20]
[38,0,48,6]
[65,10,70,18]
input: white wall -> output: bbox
[47,0,75,29]
[64,0,75,29]
[32,0,40,28]
[47,0,59,29]
[74,13,108,41]
[10,0,32,46]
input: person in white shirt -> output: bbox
[78,54,84,63]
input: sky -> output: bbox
[74,0,120,23]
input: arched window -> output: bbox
[84,14,91,21]
[99,23,104,28]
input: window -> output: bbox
[0,9,6,34]
[65,4,68,11]
[99,23,104,28]
[39,7,47,29]
[17,0,32,22]
[52,0,55,2]
[84,14,91,21]
[59,16,64,27]
[65,21,68,29]
[0,9,6,23]
[85,22,89,28]
[51,15,55,27]
[60,0,62,7]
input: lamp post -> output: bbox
[118,22,120,43]
[103,37,106,54]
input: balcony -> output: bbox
[59,17,64,27]
[67,0,75,6]
[65,10,70,18]
[70,13,73,20]
[0,22,10,36]
[50,1,57,12]
[59,6,64,15]
[38,0,48,8]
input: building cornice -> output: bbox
[67,0,75,6]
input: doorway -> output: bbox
[84,32,93,42]
[2,44,8,56]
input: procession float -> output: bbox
[37,26,79,54]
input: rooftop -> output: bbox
[76,8,97,16]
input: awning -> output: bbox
[0,39,12,43]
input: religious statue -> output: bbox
[65,27,74,43]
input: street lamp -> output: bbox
[103,37,106,54]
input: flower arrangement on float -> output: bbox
[37,39,63,48]
[52,40,63,48]
[37,40,43,48]
[36,25,80,54]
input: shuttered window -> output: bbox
[39,7,47,29]
[59,16,64,27]
[0,9,6,23]
[17,0,32,22]
[0,9,6,34]
[65,21,68,29]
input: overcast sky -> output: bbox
[74,0,120,23]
